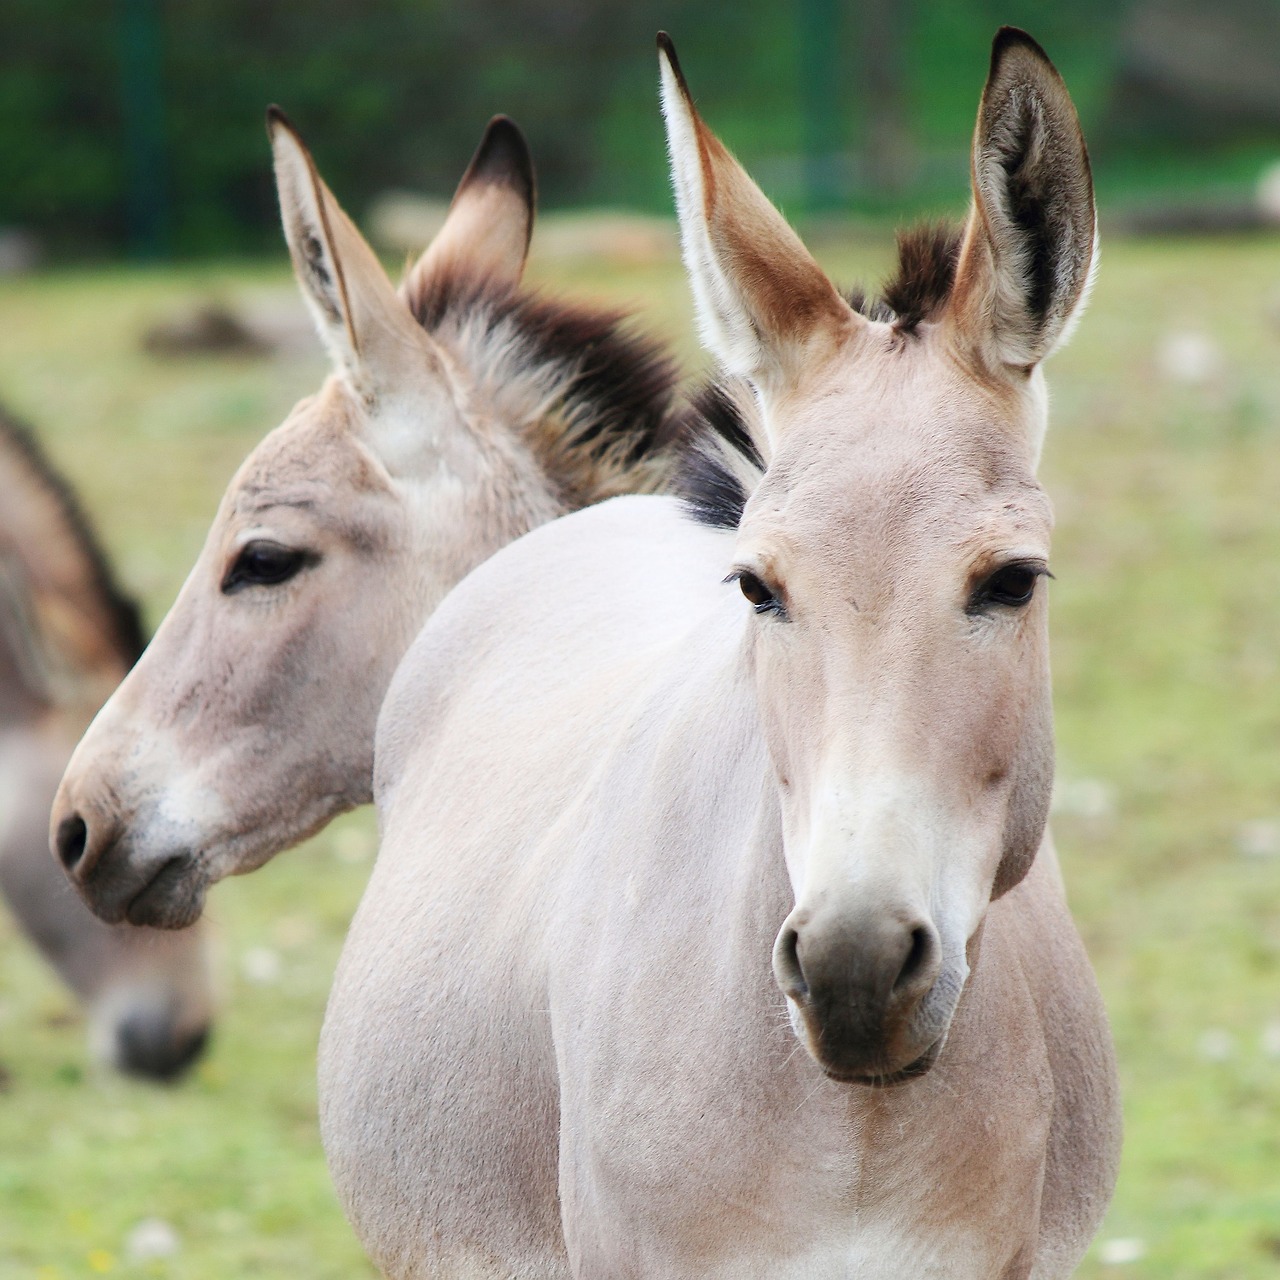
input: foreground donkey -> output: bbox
[52,114,681,921]
[318,30,1118,1277]
[0,407,212,1077]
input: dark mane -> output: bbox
[849,222,964,333]
[0,403,147,668]
[675,222,965,532]
[674,381,765,531]
[404,268,684,506]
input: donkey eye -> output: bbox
[972,563,1043,611]
[222,541,314,594]
[728,570,785,616]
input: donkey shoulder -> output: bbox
[374,495,732,805]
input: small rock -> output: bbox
[143,302,272,358]
[1256,161,1280,224]
[125,1218,180,1262]
[1098,1237,1146,1265]
[1198,1029,1234,1062]
[1261,1022,1280,1059]
[236,289,317,359]
[1051,778,1115,821]
[367,192,450,256]
[1156,330,1223,386]
[536,211,678,266]
[1236,820,1280,858]
[240,946,282,985]
[0,228,41,276]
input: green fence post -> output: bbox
[118,0,169,258]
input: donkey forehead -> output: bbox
[745,412,1049,580]
[227,380,393,518]
[747,462,1048,586]
[785,322,1040,448]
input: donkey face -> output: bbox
[662,29,1093,1083]
[52,115,546,928]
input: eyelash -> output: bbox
[725,570,786,617]
[967,562,1050,613]
[723,563,1047,620]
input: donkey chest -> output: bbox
[563,1068,1050,1278]
[556,928,1054,1278]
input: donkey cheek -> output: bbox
[990,742,1053,899]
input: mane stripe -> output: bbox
[674,382,764,531]
[849,222,964,332]
[404,269,683,506]
[0,405,147,672]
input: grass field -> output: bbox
[2,227,1280,1276]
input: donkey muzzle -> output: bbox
[773,903,950,1084]
[51,790,206,930]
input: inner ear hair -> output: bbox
[962,28,1095,368]
[267,106,361,360]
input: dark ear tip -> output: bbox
[265,104,297,141]
[656,31,691,96]
[990,26,1052,69]
[467,115,536,209]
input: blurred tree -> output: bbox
[799,0,844,209]
[857,0,914,196]
[0,0,1273,260]
[119,0,169,258]
[1106,0,1280,145]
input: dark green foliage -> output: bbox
[0,0,1273,259]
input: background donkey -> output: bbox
[52,112,686,929]
[318,29,1119,1278]
[0,404,212,1079]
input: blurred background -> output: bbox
[3,1,1280,1277]
[5,0,1280,261]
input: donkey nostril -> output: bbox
[774,925,809,999]
[893,925,936,995]
[55,814,89,873]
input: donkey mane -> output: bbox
[677,221,964,530]
[404,267,684,507]
[0,404,146,694]
[674,381,765,531]
[848,222,964,331]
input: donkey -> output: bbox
[0,405,212,1078]
[51,113,683,928]
[318,30,1119,1278]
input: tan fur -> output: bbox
[52,116,681,929]
[320,30,1117,1277]
[401,116,534,292]
[0,429,130,704]
[0,412,212,1078]
[658,33,848,390]
[401,270,679,508]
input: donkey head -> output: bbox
[52,114,549,928]
[663,29,1093,1084]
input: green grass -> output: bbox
[2,232,1280,1275]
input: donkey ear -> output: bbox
[401,115,535,298]
[950,29,1096,371]
[658,34,849,398]
[267,107,428,395]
